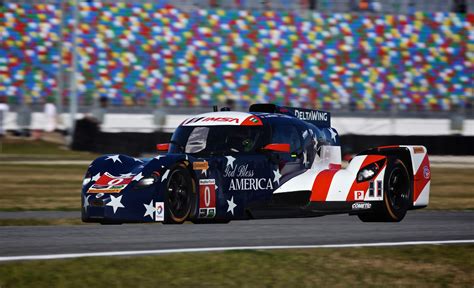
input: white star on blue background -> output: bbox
[92,173,101,182]
[143,200,156,220]
[273,169,282,185]
[161,169,170,182]
[107,195,125,213]
[225,156,236,169]
[106,155,122,163]
[227,196,237,215]
[329,128,337,141]
[132,172,144,182]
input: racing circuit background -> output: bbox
[0,0,473,287]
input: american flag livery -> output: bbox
[81,104,430,224]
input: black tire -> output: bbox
[358,158,410,222]
[163,164,195,224]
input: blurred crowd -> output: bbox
[0,0,472,113]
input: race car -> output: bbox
[81,103,431,224]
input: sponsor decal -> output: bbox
[354,190,364,201]
[183,117,239,125]
[294,109,328,121]
[202,117,239,123]
[199,208,216,218]
[193,161,209,171]
[199,179,217,218]
[413,146,425,154]
[155,202,164,221]
[229,178,273,191]
[87,172,133,193]
[352,202,372,210]
[423,166,430,179]
[182,117,203,125]
[224,164,273,191]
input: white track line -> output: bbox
[1,240,473,262]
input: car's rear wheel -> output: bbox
[164,165,194,224]
[358,158,410,222]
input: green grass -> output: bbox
[0,165,86,211]
[0,138,98,160]
[0,245,472,287]
[429,168,474,210]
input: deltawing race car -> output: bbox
[81,104,431,224]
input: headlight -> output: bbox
[134,174,158,189]
[357,168,375,182]
[356,159,385,182]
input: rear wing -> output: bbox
[249,103,331,128]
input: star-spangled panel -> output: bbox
[225,156,236,169]
[161,169,170,182]
[201,160,209,176]
[107,195,125,213]
[273,169,282,185]
[106,155,122,163]
[329,128,337,142]
[92,173,101,182]
[227,196,237,215]
[83,195,90,211]
[120,172,135,178]
[143,200,156,220]
[132,172,144,182]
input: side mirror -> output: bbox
[262,143,290,153]
[156,143,170,152]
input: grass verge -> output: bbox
[0,165,86,211]
[0,245,472,287]
[0,138,98,160]
[429,167,474,210]
[0,164,472,212]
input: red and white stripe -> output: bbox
[401,146,430,206]
[274,154,383,202]
[319,155,385,202]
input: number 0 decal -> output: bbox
[204,186,211,207]
[199,179,215,208]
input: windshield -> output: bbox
[170,126,268,155]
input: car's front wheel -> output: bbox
[164,164,195,224]
[358,158,410,222]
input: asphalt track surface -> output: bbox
[0,211,79,219]
[0,210,472,259]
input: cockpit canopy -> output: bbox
[170,125,268,155]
